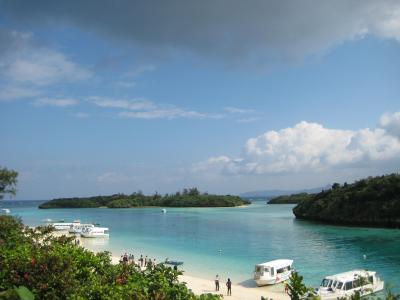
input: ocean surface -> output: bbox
[2,200,400,289]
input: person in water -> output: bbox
[215,274,220,291]
[226,278,232,296]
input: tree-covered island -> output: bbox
[39,188,250,209]
[267,193,313,204]
[293,173,400,228]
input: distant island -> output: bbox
[268,193,313,204]
[292,173,400,228]
[39,188,250,209]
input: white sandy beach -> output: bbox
[50,231,289,300]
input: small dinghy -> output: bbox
[165,259,184,266]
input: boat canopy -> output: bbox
[323,270,375,282]
[256,259,293,269]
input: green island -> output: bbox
[39,188,250,209]
[292,173,400,228]
[267,193,313,204]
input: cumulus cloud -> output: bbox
[33,98,79,107]
[0,28,91,101]
[194,113,400,175]
[2,1,400,64]
[380,112,400,138]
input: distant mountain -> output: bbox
[240,186,328,198]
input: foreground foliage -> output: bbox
[39,187,250,209]
[293,173,400,228]
[0,215,221,300]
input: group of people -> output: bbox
[119,253,157,269]
[214,275,232,296]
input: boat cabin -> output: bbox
[317,270,384,299]
[254,259,293,286]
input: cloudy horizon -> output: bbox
[1,1,399,200]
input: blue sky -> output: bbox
[1,1,400,199]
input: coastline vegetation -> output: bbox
[39,188,250,209]
[268,193,313,204]
[0,215,221,300]
[293,173,400,228]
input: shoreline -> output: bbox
[52,230,289,300]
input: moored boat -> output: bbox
[81,226,109,238]
[69,222,95,234]
[253,259,293,286]
[164,258,184,266]
[1,208,11,214]
[315,269,384,299]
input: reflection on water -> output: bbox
[5,201,400,291]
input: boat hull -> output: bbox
[81,234,109,238]
[254,271,291,286]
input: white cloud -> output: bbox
[0,28,91,101]
[224,107,256,114]
[89,96,224,120]
[194,113,400,175]
[89,96,156,110]
[5,50,91,86]
[118,108,213,120]
[33,98,79,107]
[380,112,400,138]
[0,85,41,101]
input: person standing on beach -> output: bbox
[215,274,220,291]
[144,255,148,267]
[139,255,143,267]
[226,278,232,296]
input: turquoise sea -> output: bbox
[2,200,400,290]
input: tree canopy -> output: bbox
[0,167,18,199]
[293,173,400,228]
[0,215,221,299]
[39,189,250,209]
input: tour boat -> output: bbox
[253,259,293,286]
[1,208,11,214]
[52,222,75,231]
[69,222,95,234]
[315,269,384,299]
[81,226,109,238]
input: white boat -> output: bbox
[253,259,293,286]
[81,226,109,238]
[52,222,74,231]
[69,222,95,234]
[1,208,11,214]
[315,269,384,300]
[161,209,167,213]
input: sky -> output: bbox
[1,0,400,200]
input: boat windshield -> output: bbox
[321,279,332,287]
[255,266,263,273]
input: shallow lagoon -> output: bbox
[4,200,400,289]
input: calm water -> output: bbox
[2,200,400,289]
